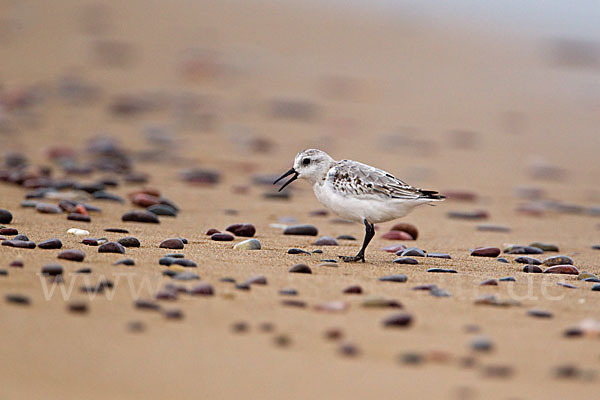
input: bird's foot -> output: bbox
[339,254,365,263]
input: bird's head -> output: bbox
[274,149,335,190]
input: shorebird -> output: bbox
[274,149,444,262]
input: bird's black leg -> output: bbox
[340,219,374,263]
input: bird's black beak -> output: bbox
[273,168,298,192]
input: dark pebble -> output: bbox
[400,247,426,257]
[530,242,559,252]
[583,277,600,283]
[431,287,451,297]
[412,284,437,290]
[68,301,88,314]
[98,242,126,254]
[527,309,553,318]
[0,228,18,235]
[211,232,234,241]
[281,299,307,308]
[134,299,161,311]
[93,191,125,203]
[172,272,200,281]
[2,240,36,249]
[336,234,356,241]
[13,234,29,241]
[67,213,91,222]
[311,249,323,254]
[104,228,129,233]
[497,258,509,263]
[390,222,419,240]
[122,210,160,223]
[288,248,310,255]
[471,336,494,352]
[399,352,423,365]
[57,249,85,262]
[542,255,573,266]
[480,279,498,286]
[226,223,256,237]
[231,321,249,333]
[9,260,23,268]
[127,321,146,333]
[324,328,344,341]
[379,274,408,283]
[338,342,360,357]
[114,258,135,266]
[427,252,451,259]
[504,245,544,255]
[382,312,413,328]
[164,309,184,320]
[82,238,99,246]
[514,256,541,265]
[36,203,62,214]
[591,284,600,291]
[235,283,251,290]
[279,288,298,296]
[499,277,516,282]
[476,224,511,233]
[523,265,543,273]
[147,204,177,217]
[593,245,600,250]
[259,322,275,332]
[283,224,318,236]
[190,283,214,296]
[0,209,13,224]
[75,267,92,274]
[220,277,236,283]
[314,236,338,246]
[543,265,579,275]
[166,253,184,258]
[427,268,457,273]
[563,327,584,337]
[206,228,220,235]
[393,257,419,265]
[20,200,38,208]
[471,247,501,257]
[6,294,30,305]
[245,275,267,285]
[118,237,140,248]
[288,264,312,274]
[172,259,197,267]
[447,210,488,220]
[0,269,8,275]
[159,238,184,249]
[159,257,175,266]
[343,285,362,294]
[41,264,63,276]
[557,282,577,289]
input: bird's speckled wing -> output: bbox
[327,160,442,200]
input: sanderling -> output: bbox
[274,149,444,262]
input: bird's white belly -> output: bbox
[313,182,427,223]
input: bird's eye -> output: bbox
[302,158,310,165]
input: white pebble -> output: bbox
[67,228,89,236]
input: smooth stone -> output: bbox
[427,268,457,273]
[5,294,30,305]
[530,242,559,252]
[279,288,298,296]
[497,258,509,263]
[147,204,177,217]
[82,238,99,246]
[504,245,544,255]
[592,285,600,291]
[578,272,599,280]
[543,265,579,275]
[93,191,125,203]
[172,272,200,281]
[400,247,426,257]
[172,259,197,267]
[338,342,359,357]
[514,256,541,265]
[471,336,494,352]
[190,283,214,296]
[41,264,63,276]
[163,309,184,320]
[584,278,600,283]
[75,267,92,274]
[314,301,349,313]
[67,301,88,314]
[288,248,310,255]
[289,264,312,274]
[2,240,36,249]
[20,200,38,208]
[527,309,553,318]
[226,223,256,237]
[206,228,220,235]
[135,299,161,311]
[0,269,8,275]
[159,257,175,266]
[0,209,12,224]
[9,260,23,268]
[127,321,146,333]
[314,236,338,246]
[105,228,129,233]
[122,210,160,223]
[67,213,91,222]
[480,279,498,286]
[361,296,403,308]
[231,322,249,333]
[471,247,501,257]
[390,222,418,240]
[430,287,451,297]
[523,265,543,273]
[542,255,573,266]
[412,284,437,291]
[283,224,318,236]
[281,299,307,308]
[219,277,236,283]
[427,252,452,259]
[0,228,18,235]
[557,282,577,289]
[57,249,85,262]
[336,235,356,241]
[36,203,62,214]
[393,257,419,265]
[211,232,234,241]
[114,258,135,266]
[13,234,29,241]
[381,231,413,240]
[118,237,141,248]
[499,277,516,282]
[98,242,126,254]
[382,313,413,328]
[399,353,424,365]
[382,244,407,253]
[159,238,184,249]
[476,224,511,233]
[343,285,362,294]
[320,259,337,263]
[67,228,89,236]
[312,249,323,254]
[234,239,261,250]
[474,294,520,307]
[379,274,408,283]
[447,210,488,220]
[593,245,600,250]
[166,253,184,258]
[245,275,267,285]
[235,283,251,290]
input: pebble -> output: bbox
[527,309,553,318]
[504,245,544,255]
[336,235,356,241]
[131,193,160,207]
[147,204,177,217]
[231,321,249,333]
[159,257,175,266]
[0,209,12,224]
[172,272,200,281]
[591,284,600,291]
[338,342,360,357]
[67,213,91,222]
[593,245,600,250]
[499,277,516,282]
[324,328,344,341]
[471,336,494,352]
[543,265,579,275]
[514,256,541,265]
[287,248,310,255]
[134,299,161,311]
[234,239,261,250]
[379,274,408,283]
[578,272,598,280]
[166,253,184,258]
[474,294,520,307]
[400,247,426,257]
[206,228,220,235]
[289,264,312,274]
[98,242,126,254]
[471,247,501,257]
[281,299,307,308]
[273,334,292,348]
[36,203,62,214]
[557,282,577,289]
[382,312,413,328]
[245,275,267,285]
[279,288,298,296]
[312,249,323,254]
[13,234,29,241]
[118,237,141,248]
[427,252,451,259]
[476,224,511,233]
[211,232,234,241]
[172,259,197,267]
[382,244,407,253]
[530,242,559,252]
[114,258,135,266]
[0,227,18,235]
[563,327,584,337]
[75,267,92,274]
[164,309,184,320]
[190,283,214,296]
[127,321,146,333]
[159,238,184,249]
[2,240,36,249]
[67,301,88,314]
[361,297,403,308]
[122,210,160,223]
[0,269,8,275]
[542,255,573,266]
[427,268,457,273]
[57,249,86,262]
[480,279,498,286]
[105,228,129,233]
[226,223,256,237]
[393,257,419,265]
[283,224,318,236]
[447,210,488,220]
[343,285,362,294]
[9,260,23,268]
[430,287,451,297]
[5,294,30,306]
[93,191,125,203]
[381,230,413,240]
[314,301,349,312]
[523,265,543,273]
[584,278,600,283]
[399,352,423,365]
[314,236,338,246]
[67,228,89,236]
[497,258,509,263]
[41,264,63,276]
[235,283,251,290]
